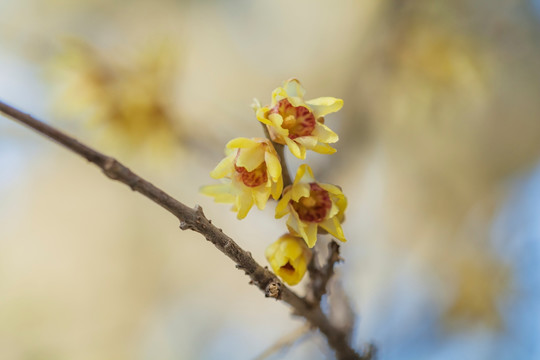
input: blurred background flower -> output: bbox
[2,0,540,359]
[48,38,182,155]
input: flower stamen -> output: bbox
[283,115,296,128]
[270,99,316,139]
[300,196,317,207]
[235,162,268,187]
[291,183,331,223]
[280,262,295,274]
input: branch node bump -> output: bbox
[128,178,140,191]
[102,158,119,180]
[194,204,205,217]
[179,221,191,230]
[265,281,282,299]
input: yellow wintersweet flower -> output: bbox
[253,79,343,159]
[200,137,283,219]
[276,164,347,248]
[265,233,312,286]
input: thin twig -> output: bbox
[329,279,357,344]
[253,323,312,360]
[260,122,292,189]
[307,240,343,304]
[0,100,371,360]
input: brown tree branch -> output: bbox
[0,100,372,360]
[329,279,357,345]
[307,240,343,305]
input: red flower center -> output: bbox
[269,99,316,139]
[291,183,331,223]
[235,161,268,187]
[280,261,296,274]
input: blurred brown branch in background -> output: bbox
[307,240,343,305]
[254,323,312,360]
[0,100,373,360]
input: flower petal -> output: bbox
[252,187,271,210]
[312,143,337,155]
[313,122,339,143]
[335,195,348,222]
[294,164,315,184]
[319,183,343,195]
[319,217,346,242]
[209,153,235,179]
[328,201,340,218]
[284,137,305,159]
[264,151,282,180]
[290,183,310,202]
[304,222,318,248]
[280,237,304,259]
[236,146,265,171]
[287,96,305,108]
[236,192,254,219]
[272,245,289,267]
[227,137,256,149]
[199,183,236,203]
[278,267,301,286]
[283,79,306,99]
[306,97,343,118]
[287,225,301,238]
[268,112,285,128]
[322,186,348,218]
[275,192,292,218]
[256,107,273,126]
[251,98,261,111]
[272,86,288,105]
[287,214,307,243]
[271,174,284,200]
[294,136,318,150]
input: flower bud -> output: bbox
[265,234,312,286]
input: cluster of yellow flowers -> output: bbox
[201,79,347,286]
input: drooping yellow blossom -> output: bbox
[276,165,347,248]
[265,233,312,286]
[253,79,343,159]
[200,137,283,219]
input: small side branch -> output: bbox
[308,240,343,304]
[253,323,312,360]
[0,100,370,360]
